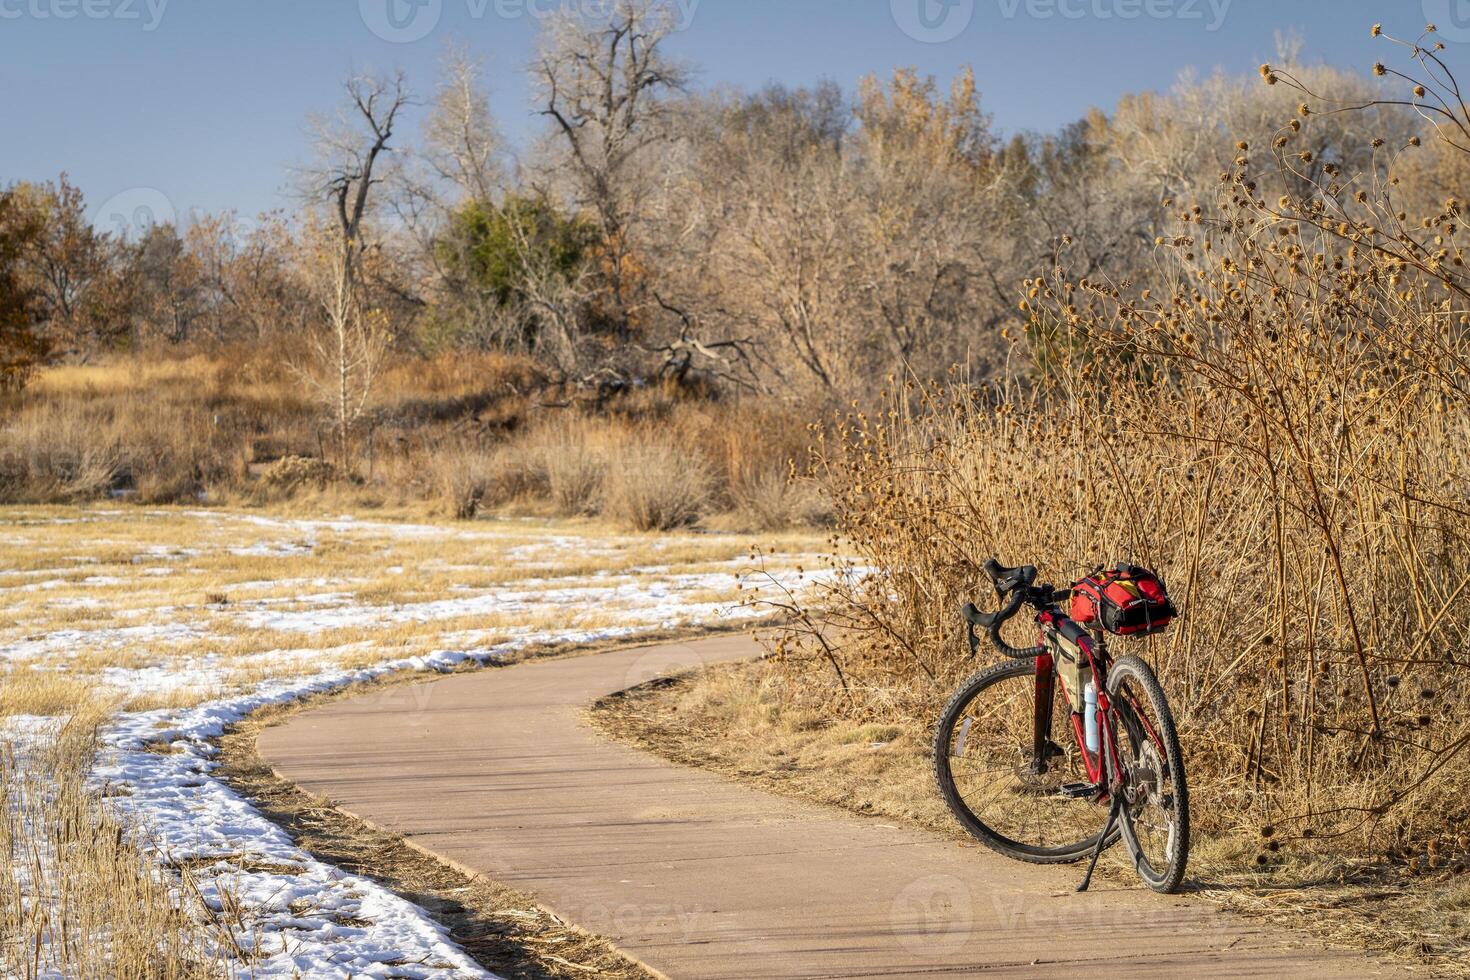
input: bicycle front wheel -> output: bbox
[933,659,1114,863]
[1108,655,1190,893]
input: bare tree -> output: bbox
[654,72,1015,395]
[130,223,205,345]
[295,225,388,470]
[423,46,503,206]
[393,49,520,351]
[393,46,505,247]
[304,71,413,292]
[532,0,688,334]
[298,71,413,470]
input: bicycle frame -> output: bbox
[1032,607,1123,793]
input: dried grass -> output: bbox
[0,711,229,978]
[0,669,104,719]
[1,339,828,530]
[602,438,715,531]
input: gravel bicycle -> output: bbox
[932,559,1189,893]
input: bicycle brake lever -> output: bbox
[961,603,981,656]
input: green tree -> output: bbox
[435,194,595,350]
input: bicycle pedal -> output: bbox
[1058,782,1102,800]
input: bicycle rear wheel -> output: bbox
[933,659,1114,863]
[1108,655,1190,893]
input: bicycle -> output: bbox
[932,559,1190,893]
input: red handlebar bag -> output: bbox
[1070,564,1176,636]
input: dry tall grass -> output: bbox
[603,440,715,530]
[0,348,823,530]
[789,37,1470,874]
[1,711,227,978]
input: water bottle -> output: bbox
[1084,682,1099,753]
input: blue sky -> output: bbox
[0,0,1439,226]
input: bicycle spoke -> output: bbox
[939,663,1109,855]
[1109,667,1187,888]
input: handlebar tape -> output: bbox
[961,595,1044,660]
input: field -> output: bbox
[0,505,823,977]
[0,353,825,535]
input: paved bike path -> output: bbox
[259,636,1402,978]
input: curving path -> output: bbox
[260,636,1404,979]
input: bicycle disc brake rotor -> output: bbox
[1126,742,1167,808]
[1125,740,1179,860]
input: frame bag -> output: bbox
[1070,564,1176,636]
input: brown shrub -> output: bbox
[517,419,611,517]
[430,447,497,519]
[602,437,715,531]
[726,466,829,532]
[255,456,334,499]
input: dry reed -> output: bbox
[785,35,1470,874]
